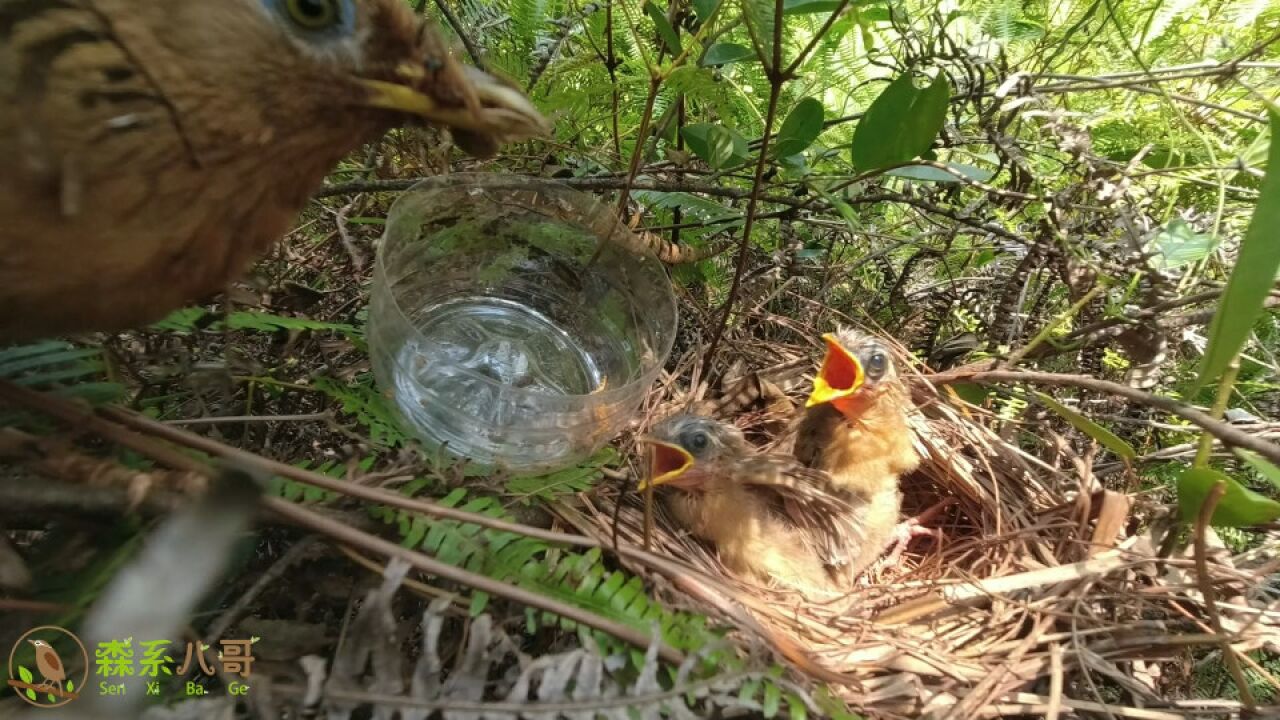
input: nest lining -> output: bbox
[555,340,1280,718]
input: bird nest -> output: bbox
[555,338,1280,718]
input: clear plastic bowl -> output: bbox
[368,174,677,472]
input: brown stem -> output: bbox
[925,369,1280,467]
[432,0,485,69]
[265,498,684,665]
[1193,481,1256,710]
[0,381,723,612]
[0,382,685,664]
[615,76,664,217]
[605,0,622,158]
[702,0,788,366]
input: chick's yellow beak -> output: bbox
[806,333,865,408]
[637,438,694,490]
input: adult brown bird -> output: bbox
[640,414,848,595]
[795,328,926,582]
[29,639,67,694]
[0,0,547,342]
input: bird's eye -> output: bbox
[684,431,710,453]
[279,0,347,32]
[865,350,888,379]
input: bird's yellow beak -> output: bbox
[637,437,695,490]
[356,63,549,155]
[806,333,865,408]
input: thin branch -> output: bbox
[316,175,809,207]
[266,498,685,665]
[702,0,787,365]
[1193,481,1256,710]
[431,0,486,69]
[0,382,685,664]
[924,369,1280,467]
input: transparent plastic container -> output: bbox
[368,174,677,472]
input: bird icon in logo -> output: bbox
[28,640,66,694]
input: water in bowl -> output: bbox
[389,295,614,467]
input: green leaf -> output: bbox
[18,665,33,683]
[1194,110,1280,390]
[701,42,756,66]
[763,682,782,717]
[1177,466,1280,527]
[783,0,844,14]
[681,123,748,169]
[1148,219,1219,270]
[1034,392,1136,460]
[786,692,809,720]
[1236,450,1280,492]
[887,162,994,183]
[65,679,73,692]
[25,689,36,702]
[692,0,717,21]
[773,97,825,158]
[949,382,991,406]
[644,1,681,53]
[852,72,951,171]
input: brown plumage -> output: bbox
[795,328,921,582]
[30,639,66,693]
[0,0,547,342]
[640,414,849,595]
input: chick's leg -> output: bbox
[880,499,953,565]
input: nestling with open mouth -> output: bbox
[639,414,850,595]
[795,328,931,582]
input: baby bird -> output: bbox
[640,414,845,595]
[795,328,922,582]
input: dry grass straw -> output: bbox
[559,335,1280,718]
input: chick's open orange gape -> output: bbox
[0,0,548,342]
[640,415,850,596]
[805,332,866,409]
[796,328,923,582]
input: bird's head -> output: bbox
[805,328,898,420]
[28,640,50,649]
[638,415,746,492]
[129,0,547,157]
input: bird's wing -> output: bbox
[728,454,873,576]
[728,455,853,517]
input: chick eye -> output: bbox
[684,430,710,453]
[281,0,346,32]
[865,350,888,379]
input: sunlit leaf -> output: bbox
[762,681,782,717]
[644,1,681,53]
[773,97,825,157]
[1148,218,1219,270]
[786,692,809,720]
[692,0,718,22]
[1236,450,1280,492]
[1194,110,1280,390]
[887,162,994,183]
[701,42,756,66]
[852,71,951,171]
[1034,392,1136,459]
[1177,466,1280,527]
[783,0,844,14]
